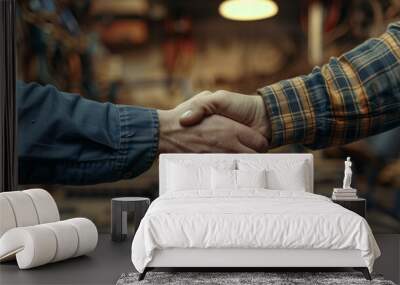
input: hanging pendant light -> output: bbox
[219,0,278,21]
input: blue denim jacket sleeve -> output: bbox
[17,81,159,185]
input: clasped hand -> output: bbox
[157,90,270,153]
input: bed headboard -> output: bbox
[159,153,314,196]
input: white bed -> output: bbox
[131,154,380,280]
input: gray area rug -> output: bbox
[117,272,396,285]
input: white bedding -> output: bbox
[131,190,380,273]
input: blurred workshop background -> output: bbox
[17,0,400,233]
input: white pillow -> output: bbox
[236,169,267,189]
[266,164,307,191]
[211,168,236,190]
[238,159,308,191]
[167,163,210,191]
[167,160,235,192]
[211,169,267,190]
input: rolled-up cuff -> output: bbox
[116,106,159,180]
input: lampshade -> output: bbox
[219,0,278,21]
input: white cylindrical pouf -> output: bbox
[42,221,79,262]
[0,226,57,269]
[0,195,17,237]
[23,189,60,223]
[65,218,98,257]
[1,192,39,227]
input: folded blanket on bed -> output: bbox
[131,190,380,273]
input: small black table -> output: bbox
[111,197,150,242]
[332,198,366,218]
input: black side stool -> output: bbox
[111,197,150,242]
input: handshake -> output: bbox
[157,90,270,154]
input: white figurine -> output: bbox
[342,157,353,189]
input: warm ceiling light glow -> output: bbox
[219,0,278,21]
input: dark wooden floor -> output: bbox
[0,234,399,285]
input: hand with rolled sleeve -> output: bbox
[180,22,400,150]
[17,82,267,185]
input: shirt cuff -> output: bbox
[116,106,159,180]
[257,76,317,148]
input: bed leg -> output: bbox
[138,268,148,281]
[354,267,371,280]
[362,268,372,281]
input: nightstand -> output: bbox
[332,198,366,218]
[111,197,150,242]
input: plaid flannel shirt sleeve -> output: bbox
[258,22,400,149]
